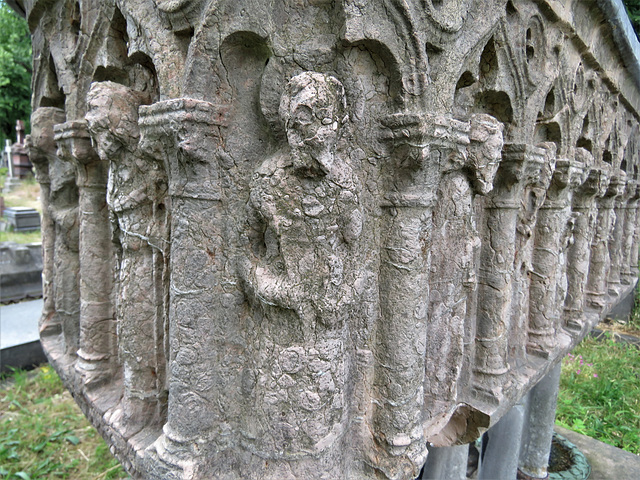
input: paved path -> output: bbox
[1,298,46,372]
[1,298,43,349]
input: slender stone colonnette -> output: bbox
[16,0,640,478]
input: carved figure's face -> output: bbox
[597,171,610,197]
[280,72,345,175]
[286,88,338,155]
[86,105,123,159]
[553,162,571,189]
[469,117,504,195]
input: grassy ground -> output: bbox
[0,230,42,244]
[0,366,129,479]
[556,333,640,455]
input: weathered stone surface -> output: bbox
[18,0,640,478]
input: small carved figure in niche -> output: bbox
[86,81,168,437]
[240,72,363,458]
[426,114,503,416]
[49,157,80,357]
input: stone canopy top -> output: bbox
[19,0,640,479]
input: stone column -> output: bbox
[474,144,545,402]
[477,398,527,480]
[138,99,228,467]
[373,112,440,476]
[54,121,115,388]
[621,181,640,284]
[629,184,640,281]
[607,175,631,298]
[27,107,66,338]
[518,362,562,480]
[421,444,469,480]
[585,170,625,317]
[527,158,583,357]
[564,151,609,334]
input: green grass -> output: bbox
[0,365,129,479]
[0,229,41,244]
[556,335,640,454]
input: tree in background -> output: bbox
[0,0,31,147]
[625,0,640,39]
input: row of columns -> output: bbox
[473,143,640,404]
[30,95,640,476]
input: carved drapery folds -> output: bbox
[27,0,640,478]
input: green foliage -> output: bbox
[556,335,640,454]
[0,365,129,479]
[0,1,31,145]
[624,0,640,40]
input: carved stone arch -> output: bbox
[29,0,88,118]
[481,22,527,137]
[383,0,429,103]
[339,39,404,113]
[523,15,547,85]
[569,62,597,115]
[32,36,66,110]
[505,0,520,22]
[155,0,207,35]
[217,31,273,169]
[532,75,571,155]
[453,24,521,131]
[342,0,428,107]
[542,86,556,118]
[91,5,130,86]
[576,114,593,155]
[602,131,614,166]
[422,0,469,33]
[607,113,630,170]
[116,0,188,99]
[338,39,402,161]
[619,125,638,175]
[88,5,161,103]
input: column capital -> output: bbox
[28,107,66,184]
[53,120,100,166]
[139,98,228,200]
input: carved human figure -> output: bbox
[621,182,640,283]
[426,114,503,415]
[474,143,548,399]
[512,143,556,359]
[585,169,625,314]
[49,155,81,357]
[240,72,362,459]
[564,149,609,333]
[528,156,583,357]
[27,107,67,338]
[86,81,168,435]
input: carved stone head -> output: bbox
[467,113,504,194]
[279,72,346,175]
[85,81,148,161]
